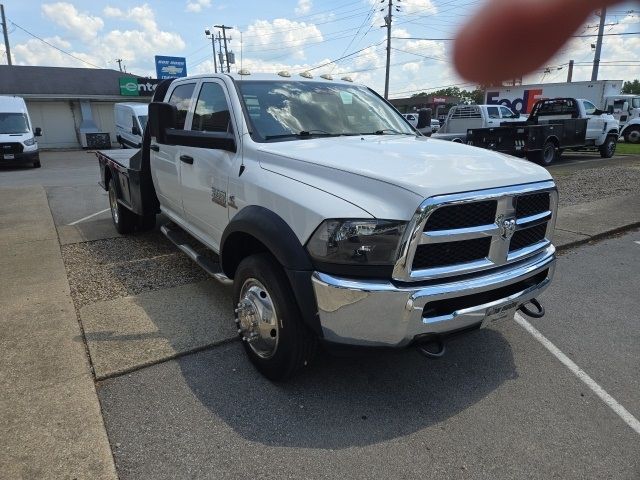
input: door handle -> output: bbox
[180,154,194,164]
[150,144,160,151]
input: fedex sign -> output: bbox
[486,89,544,114]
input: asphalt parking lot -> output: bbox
[2,149,640,479]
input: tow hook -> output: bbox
[415,335,446,359]
[518,298,545,318]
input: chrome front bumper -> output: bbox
[311,246,555,347]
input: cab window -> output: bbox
[486,106,499,119]
[191,82,232,133]
[583,100,597,115]
[500,106,514,118]
[168,83,196,129]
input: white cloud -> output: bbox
[186,0,212,13]
[243,18,323,60]
[295,0,312,15]
[14,3,185,74]
[41,2,104,42]
[103,6,122,17]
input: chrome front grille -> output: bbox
[393,181,558,282]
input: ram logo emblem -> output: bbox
[499,217,517,240]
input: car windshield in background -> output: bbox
[138,115,148,129]
[236,81,415,141]
[0,113,29,134]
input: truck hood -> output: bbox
[256,135,551,201]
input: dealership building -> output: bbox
[0,65,156,149]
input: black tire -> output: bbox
[624,127,640,144]
[137,214,156,231]
[530,140,557,166]
[33,160,41,168]
[233,253,317,381]
[108,177,136,234]
[599,135,617,158]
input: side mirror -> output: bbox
[623,101,630,112]
[34,127,42,137]
[607,105,614,114]
[148,102,177,144]
[132,125,141,136]
[514,112,520,118]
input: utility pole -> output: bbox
[591,8,606,81]
[205,29,217,73]
[1,4,12,66]
[116,58,123,72]
[214,24,233,73]
[383,0,393,99]
[567,59,574,82]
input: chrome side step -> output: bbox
[160,223,233,286]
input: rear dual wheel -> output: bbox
[108,177,155,234]
[529,140,558,166]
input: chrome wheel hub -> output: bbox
[235,278,279,359]
[109,187,119,224]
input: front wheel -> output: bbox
[624,127,640,144]
[599,135,617,158]
[234,253,317,381]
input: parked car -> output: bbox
[0,96,42,168]
[433,104,522,143]
[97,73,557,380]
[467,97,620,165]
[401,113,418,128]
[115,103,148,149]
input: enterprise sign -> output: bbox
[119,77,160,97]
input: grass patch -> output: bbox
[616,142,640,155]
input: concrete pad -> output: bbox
[57,218,122,245]
[556,194,640,237]
[79,280,236,380]
[0,185,117,478]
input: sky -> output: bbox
[1,0,639,98]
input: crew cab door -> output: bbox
[582,99,604,142]
[150,82,196,217]
[485,106,501,126]
[179,80,239,250]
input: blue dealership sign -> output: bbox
[154,55,187,79]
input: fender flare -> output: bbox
[220,206,322,336]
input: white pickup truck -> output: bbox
[432,104,524,143]
[97,73,557,380]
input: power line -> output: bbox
[394,31,640,41]
[9,20,103,69]
[304,40,386,73]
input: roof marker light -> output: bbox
[320,74,333,80]
[277,70,291,77]
[341,76,354,82]
[300,71,313,79]
[238,69,251,76]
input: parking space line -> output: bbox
[515,313,640,436]
[68,208,110,226]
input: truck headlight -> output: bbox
[307,219,407,265]
[23,137,36,146]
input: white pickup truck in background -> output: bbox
[432,104,523,143]
[97,73,557,380]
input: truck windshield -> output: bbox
[633,98,640,109]
[0,113,29,134]
[236,80,414,141]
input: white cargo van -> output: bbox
[0,96,42,168]
[114,103,148,148]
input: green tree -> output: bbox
[411,86,485,104]
[622,80,640,94]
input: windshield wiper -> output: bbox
[362,129,414,136]
[264,130,352,140]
